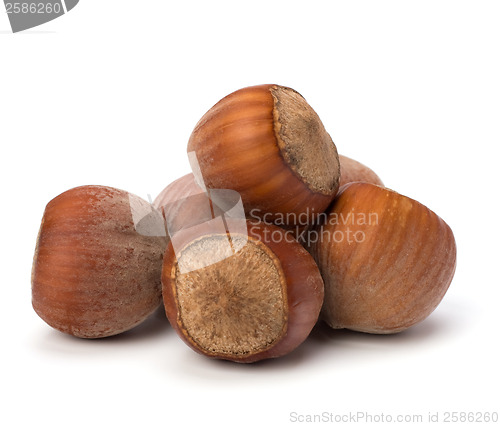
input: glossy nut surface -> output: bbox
[187,84,340,228]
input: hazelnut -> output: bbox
[162,220,324,362]
[153,173,207,234]
[338,154,384,187]
[187,84,341,228]
[31,185,168,338]
[309,183,456,334]
[154,174,203,209]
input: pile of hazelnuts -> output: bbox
[32,84,457,363]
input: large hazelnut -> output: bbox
[187,84,340,228]
[309,183,456,334]
[32,185,168,338]
[162,220,324,362]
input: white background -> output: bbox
[1,1,499,425]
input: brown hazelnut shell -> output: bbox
[309,183,457,334]
[153,173,207,233]
[338,154,384,188]
[162,220,324,362]
[187,84,340,228]
[32,185,168,338]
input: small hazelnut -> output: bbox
[338,154,384,188]
[153,173,207,233]
[309,183,456,334]
[31,185,168,338]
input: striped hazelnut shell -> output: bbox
[338,154,384,188]
[187,84,340,228]
[153,173,207,234]
[32,185,168,338]
[309,183,457,334]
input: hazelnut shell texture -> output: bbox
[309,183,456,334]
[154,173,207,234]
[162,220,324,362]
[187,84,340,227]
[338,154,384,188]
[32,185,168,338]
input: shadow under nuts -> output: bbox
[31,185,168,338]
[308,183,457,334]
